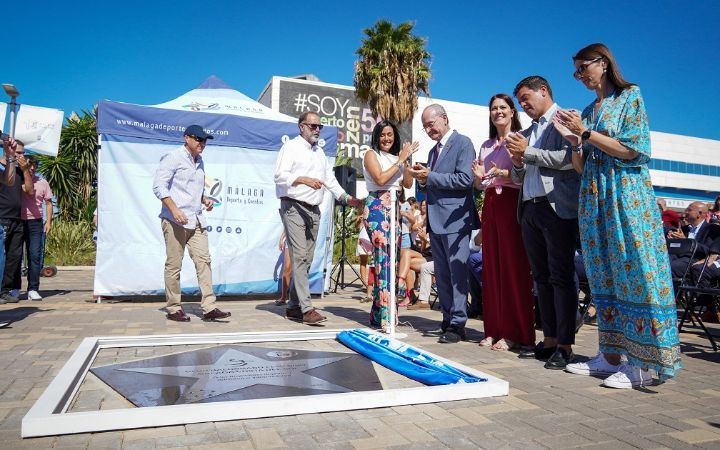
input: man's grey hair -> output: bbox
[423,104,446,117]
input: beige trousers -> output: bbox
[161,219,216,314]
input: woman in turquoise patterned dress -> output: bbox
[554,43,681,388]
[363,120,417,331]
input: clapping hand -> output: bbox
[471,159,485,180]
[408,163,429,184]
[484,161,503,180]
[667,228,685,240]
[399,141,420,165]
[505,132,528,166]
[554,109,585,136]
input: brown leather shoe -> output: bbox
[302,308,327,325]
[407,302,430,310]
[167,310,190,322]
[286,307,303,321]
[202,308,231,321]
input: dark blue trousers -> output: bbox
[430,230,470,332]
[520,200,578,345]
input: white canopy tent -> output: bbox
[94,76,337,296]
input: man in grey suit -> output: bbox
[409,104,478,344]
[506,76,581,369]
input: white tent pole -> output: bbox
[388,189,397,336]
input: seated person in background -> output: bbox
[709,195,720,224]
[398,193,418,306]
[356,215,373,303]
[410,259,435,310]
[657,197,680,230]
[467,228,483,319]
[668,201,719,279]
[407,227,433,310]
[689,237,720,323]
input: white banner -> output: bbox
[94,137,335,296]
[14,104,64,155]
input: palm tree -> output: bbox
[354,20,431,124]
[38,110,98,222]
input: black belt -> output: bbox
[281,196,318,210]
[525,196,548,204]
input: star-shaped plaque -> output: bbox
[91,345,381,407]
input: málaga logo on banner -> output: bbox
[205,177,223,207]
[182,102,220,111]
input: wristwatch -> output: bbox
[581,129,592,142]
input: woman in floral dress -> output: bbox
[556,43,681,388]
[363,120,417,330]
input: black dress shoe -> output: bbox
[422,327,446,337]
[167,310,190,322]
[438,328,466,344]
[544,348,574,370]
[518,342,556,360]
[202,308,231,321]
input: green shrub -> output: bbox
[45,221,96,266]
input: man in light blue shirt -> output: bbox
[507,76,580,370]
[152,125,230,322]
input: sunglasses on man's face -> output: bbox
[189,135,207,143]
[302,123,324,131]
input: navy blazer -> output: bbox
[681,222,720,258]
[421,130,479,235]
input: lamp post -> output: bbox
[2,84,20,138]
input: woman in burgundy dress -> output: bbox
[472,93,535,351]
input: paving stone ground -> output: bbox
[1,267,719,449]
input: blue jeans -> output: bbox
[23,219,44,291]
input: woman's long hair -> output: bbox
[371,120,401,155]
[488,94,522,140]
[573,43,634,92]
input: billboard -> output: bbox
[275,79,412,161]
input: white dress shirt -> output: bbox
[688,221,705,239]
[274,135,346,206]
[152,145,207,230]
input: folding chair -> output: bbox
[669,238,718,351]
[429,278,439,310]
[575,280,594,333]
[676,256,720,351]
[668,238,698,308]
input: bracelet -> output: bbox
[395,160,404,169]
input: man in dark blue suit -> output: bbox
[409,104,478,344]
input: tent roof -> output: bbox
[96,76,336,153]
[152,75,295,123]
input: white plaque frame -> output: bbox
[22,329,508,438]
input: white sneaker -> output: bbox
[602,364,654,389]
[566,353,620,376]
[27,290,42,301]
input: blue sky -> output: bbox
[4,1,719,140]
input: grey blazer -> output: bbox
[510,117,581,222]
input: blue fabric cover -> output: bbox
[336,329,486,385]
